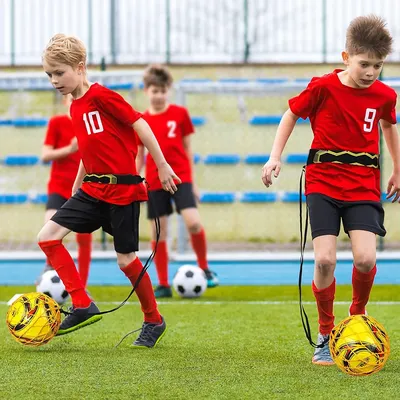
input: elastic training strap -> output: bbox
[83,174,145,185]
[61,179,160,317]
[307,149,379,169]
[298,166,327,349]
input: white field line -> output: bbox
[2,300,400,306]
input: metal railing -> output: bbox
[1,0,400,66]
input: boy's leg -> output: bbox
[111,201,166,348]
[148,190,173,297]
[307,193,340,365]
[76,233,92,288]
[343,201,385,316]
[38,190,104,335]
[349,230,377,315]
[176,184,218,288]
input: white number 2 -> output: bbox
[167,120,177,138]
[83,111,104,135]
[363,108,376,133]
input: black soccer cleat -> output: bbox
[56,302,102,336]
[154,285,173,298]
[132,316,167,348]
[204,269,219,288]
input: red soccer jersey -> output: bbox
[289,69,397,202]
[139,104,195,191]
[44,115,80,199]
[69,83,147,205]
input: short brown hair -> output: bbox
[43,34,87,67]
[346,15,393,59]
[143,64,173,88]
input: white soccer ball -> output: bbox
[172,265,207,298]
[36,270,69,305]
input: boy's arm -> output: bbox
[183,134,200,201]
[41,138,78,162]
[380,119,400,201]
[136,144,146,174]
[133,118,181,193]
[262,109,299,187]
[72,160,87,196]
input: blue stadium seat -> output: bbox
[281,192,306,203]
[180,79,213,84]
[249,115,310,125]
[241,192,277,203]
[244,154,269,164]
[12,118,48,127]
[191,116,206,126]
[193,153,201,164]
[0,119,13,126]
[3,155,40,166]
[31,194,48,204]
[203,154,240,165]
[105,83,134,90]
[218,78,250,83]
[0,194,28,204]
[200,192,235,203]
[286,153,308,164]
[256,78,288,84]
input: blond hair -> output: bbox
[143,64,173,88]
[43,34,87,67]
[346,15,393,59]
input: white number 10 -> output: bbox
[83,111,104,135]
[363,108,376,133]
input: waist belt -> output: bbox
[307,149,380,169]
[83,174,145,185]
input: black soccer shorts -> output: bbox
[306,193,386,239]
[46,193,68,210]
[51,189,141,253]
[147,182,197,219]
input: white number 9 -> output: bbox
[364,108,376,133]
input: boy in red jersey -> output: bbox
[39,34,180,347]
[38,94,92,288]
[262,15,400,365]
[136,65,218,298]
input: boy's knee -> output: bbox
[315,255,336,276]
[354,255,376,272]
[188,222,202,234]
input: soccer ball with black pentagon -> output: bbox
[172,265,207,298]
[329,314,390,376]
[36,270,69,305]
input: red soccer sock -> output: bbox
[350,264,376,315]
[120,257,162,324]
[38,240,91,308]
[312,279,336,335]
[190,228,209,271]
[151,240,169,287]
[76,233,92,288]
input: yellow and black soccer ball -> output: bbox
[329,314,390,376]
[6,292,61,346]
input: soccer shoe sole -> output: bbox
[312,358,335,366]
[131,326,167,349]
[207,281,219,289]
[56,315,103,336]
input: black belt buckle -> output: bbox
[86,174,118,184]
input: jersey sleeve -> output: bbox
[381,91,397,124]
[43,117,58,147]
[288,77,322,120]
[181,107,195,136]
[95,88,142,126]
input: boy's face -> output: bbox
[145,85,169,110]
[43,61,83,95]
[342,52,384,88]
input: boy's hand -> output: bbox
[386,172,400,202]
[69,137,78,154]
[262,158,281,188]
[158,163,181,194]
